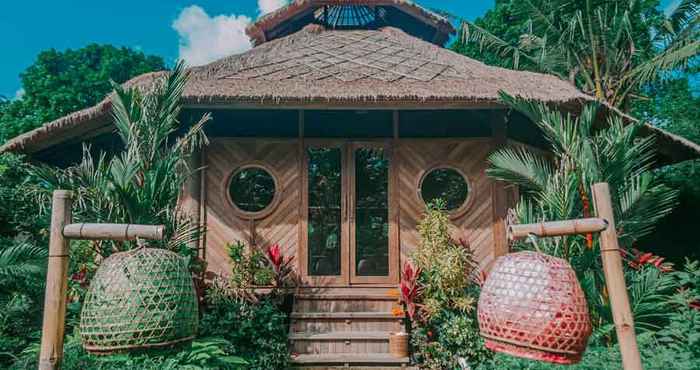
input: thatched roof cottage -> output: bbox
[3,0,699,367]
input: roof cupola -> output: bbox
[246,0,455,46]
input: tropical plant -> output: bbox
[489,92,677,251]
[399,261,421,322]
[265,243,299,296]
[488,92,679,338]
[407,202,489,368]
[458,0,699,108]
[30,61,209,259]
[201,285,290,370]
[10,332,247,370]
[412,200,479,319]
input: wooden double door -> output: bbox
[301,140,399,286]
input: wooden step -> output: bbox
[296,294,397,300]
[291,312,403,319]
[289,288,406,361]
[290,331,389,341]
[291,331,392,354]
[291,353,410,365]
[292,318,402,334]
[295,297,397,313]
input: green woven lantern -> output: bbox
[80,247,198,353]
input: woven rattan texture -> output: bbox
[477,251,592,364]
[80,248,198,353]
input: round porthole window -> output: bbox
[420,167,470,213]
[228,165,277,216]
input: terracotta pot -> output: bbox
[389,332,409,358]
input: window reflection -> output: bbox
[308,148,342,276]
[355,148,389,277]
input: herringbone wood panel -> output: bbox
[204,139,300,275]
[204,138,500,277]
[396,139,497,268]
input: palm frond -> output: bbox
[487,148,553,192]
[616,174,678,245]
[626,40,700,86]
[459,21,526,69]
[0,242,47,283]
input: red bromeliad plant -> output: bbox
[622,248,674,273]
[400,262,422,322]
[265,244,298,290]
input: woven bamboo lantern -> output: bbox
[478,251,592,364]
[80,247,198,353]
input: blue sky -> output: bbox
[0,1,494,98]
[0,0,681,99]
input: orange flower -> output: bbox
[391,306,405,317]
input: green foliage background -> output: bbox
[0,44,164,143]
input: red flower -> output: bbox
[267,244,283,269]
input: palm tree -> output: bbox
[490,92,677,255]
[31,62,210,258]
[459,0,699,108]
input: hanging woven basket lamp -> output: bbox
[80,247,198,354]
[478,251,592,364]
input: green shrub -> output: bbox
[11,333,247,370]
[201,288,290,370]
[407,201,490,368]
[228,241,274,289]
[411,308,490,369]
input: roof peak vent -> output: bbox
[246,0,455,46]
[314,5,387,29]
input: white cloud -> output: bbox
[173,5,253,66]
[258,0,288,15]
[172,1,290,66]
[14,88,25,100]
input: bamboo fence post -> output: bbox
[592,183,643,370]
[38,190,73,370]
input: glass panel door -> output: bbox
[350,143,396,284]
[307,146,345,278]
[303,141,396,286]
[353,147,389,276]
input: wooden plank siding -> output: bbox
[203,138,300,275]
[202,137,502,279]
[395,138,498,270]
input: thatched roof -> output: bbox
[2,25,698,163]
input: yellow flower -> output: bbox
[391,306,405,317]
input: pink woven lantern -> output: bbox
[478,251,592,364]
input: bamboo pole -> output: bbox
[62,223,164,241]
[592,183,643,370]
[39,190,73,370]
[508,218,608,240]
